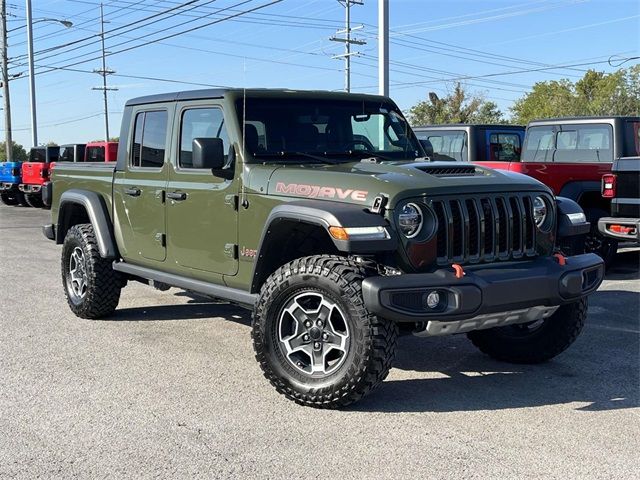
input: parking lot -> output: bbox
[0,203,638,478]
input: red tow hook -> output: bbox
[553,253,567,266]
[452,263,464,279]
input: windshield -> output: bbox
[236,97,422,162]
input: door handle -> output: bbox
[167,191,187,201]
[124,187,141,197]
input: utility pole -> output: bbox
[1,0,13,160]
[330,0,365,93]
[378,0,389,97]
[25,0,37,147]
[92,4,117,141]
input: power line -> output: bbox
[329,0,365,92]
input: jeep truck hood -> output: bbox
[262,161,550,208]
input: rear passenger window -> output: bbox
[488,133,521,161]
[179,108,229,168]
[132,110,168,168]
[554,124,612,162]
[522,126,554,162]
[86,147,105,162]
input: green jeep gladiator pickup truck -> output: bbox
[44,89,604,408]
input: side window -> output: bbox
[488,133,521,162]
[522,126,554,162]
[131,110,168,168]
[415,131,467,161]
[86,146,105,162]
[179,108,228,168]
[60,147,74,162]
[554,124,613,163]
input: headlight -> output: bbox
[398,203,423,238]
[533,196,548,229]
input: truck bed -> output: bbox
[51,162,116,221]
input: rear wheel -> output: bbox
[61,223,123,319]
[25,193,43,208]
[467,299,587,364]
[0,193,18,205]
[16,191,29,207]
[252,255,397,408]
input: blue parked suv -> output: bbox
[0,161,27,206]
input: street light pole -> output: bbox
[1,0,13,161]
[25,0,37,147]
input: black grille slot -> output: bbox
[430,194,538,266]
[418,165,477,176]
[466,199,479,258]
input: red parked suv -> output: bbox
[477,116,640,265]
[19,146,60,208]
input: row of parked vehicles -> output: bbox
[0,141,118,208]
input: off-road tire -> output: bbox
[16,191,29,207]
[0,193,18,205]
[61,223,123,319]
[25,193,43,208]
[467,299,587,364]
[252,255,398,408]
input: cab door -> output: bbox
[165,102,239,276]
[113,107,171,263]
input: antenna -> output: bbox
[92,3,118,141]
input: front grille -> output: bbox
[430,193,540,265]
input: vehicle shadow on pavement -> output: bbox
[605,250,640,281]
[110,300,252,326]
[351,288,639,414]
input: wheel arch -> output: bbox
[57,189,118,259]
[558,181,610,216]
[250,201,396,293]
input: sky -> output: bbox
[3,0,639,147]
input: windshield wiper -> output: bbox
[323,150,398,162]
[253,151,344,165]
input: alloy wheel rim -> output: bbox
[277,292,350,377]
[69,247,88,299]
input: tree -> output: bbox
[511,65,640,124]
[407,83,505,125]
[0,141,28,162]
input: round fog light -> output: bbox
[426,291,440,309]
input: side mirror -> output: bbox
[419,139,434,157]
[192,138,225,170]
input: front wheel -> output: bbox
[252,255,398,408]
[467,299,587,364]
[61,223,123,319]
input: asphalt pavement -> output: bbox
[1,204,638,479]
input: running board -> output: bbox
[112,261,257,309]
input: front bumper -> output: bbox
[362,254,604,323]
[598,217,640,241]
[18,184,42,194]
[0,182,19,192]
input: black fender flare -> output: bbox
[250,200,397,292]
[57,189,117,259]
[555,196,590,238]
[558,181,601,203]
